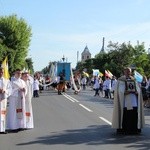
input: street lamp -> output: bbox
[62,55,65,62]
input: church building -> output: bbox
[81,45,91,62]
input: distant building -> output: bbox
[81,45,91,62]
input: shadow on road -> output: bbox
[17,125,150,150]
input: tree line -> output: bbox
[76,41,150,78]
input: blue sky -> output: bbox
[0,0,150,71]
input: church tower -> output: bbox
[100,37,105,53]
[81,45,91,62]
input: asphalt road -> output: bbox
[1,87,150,150]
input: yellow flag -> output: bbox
[1,57,10,79]
[83,71,89,77]
[99,72,103,77]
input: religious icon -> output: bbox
[125,80,136,92]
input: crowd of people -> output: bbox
[80,71,150,107]
[73,68,150,135]
[92,75,117,98]
[0,67,34,134]
[1,64,150,136]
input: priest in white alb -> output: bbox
[0,67,12,134]
[21,71,34,129]
[112,67,145,135]
[7,69,27,131]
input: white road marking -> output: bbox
[63,93,79,102]
[62,93,111,125]
[79,104,93,112]
[63,94,76,102]
[99,117,112,125]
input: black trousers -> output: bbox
[107,89,111,99]
[122,107,138,134]
[33,90,39,97]
[94,88,99,96]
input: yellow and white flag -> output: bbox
[107,70,113,78]
[83,71,89,77]
[99,71,103,77]
[1,56,10,79]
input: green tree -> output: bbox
[0,14,32,74]
[76,61,85,72]
[142,52,150,77]
[106,42,134,76]
[131,43,149,75]
[94,52,109,75]
[0,32,7,60]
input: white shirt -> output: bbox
[111,79,117,91]
[124,93,138,108]
[0,78,3,88]
[33,79,39,90]
[93,77,100,89]
[81,77,87,85]
[105,79,111,90]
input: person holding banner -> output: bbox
[57,73,66,95]
[72,75,81,94]
[112,67,145,135]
